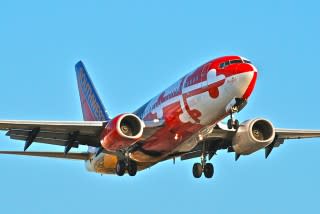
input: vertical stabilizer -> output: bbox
[75,61,110,121]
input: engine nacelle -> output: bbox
[232,118,275,155]
[100,113,144,151]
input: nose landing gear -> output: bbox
[227,105,240,129]
[226,98,247,129]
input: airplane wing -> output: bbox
[0,120,106,152]
[0,119,165,153]
[180,123,320,161]
[274,128,320,139]
[208,127,320,141]
[0,151,90,160]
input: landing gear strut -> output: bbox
[226,98,247,130]
[115,152,138,176]
[192,152,214,179]
[227,106,239,130]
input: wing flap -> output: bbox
[7,129,100,147]
[10,135,68,147]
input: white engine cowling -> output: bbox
[232,118,275,155]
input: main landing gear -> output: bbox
[192,154,214,179]
[115,153,138,176]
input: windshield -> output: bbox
[219,59,251,69]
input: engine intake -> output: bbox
[101,113,144,151]
[118,114,143,138]
[232,118,275,155]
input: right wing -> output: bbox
[0,120,106,151]
[0,151,90,160]
[0,119,165,153]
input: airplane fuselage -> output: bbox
[87,56,257,172]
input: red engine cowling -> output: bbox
[100,113,145,151]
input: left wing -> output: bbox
[180,123,320,161]
[275,128,320,139]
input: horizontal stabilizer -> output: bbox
[0,151,90,160]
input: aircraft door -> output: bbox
[200,63,210,89]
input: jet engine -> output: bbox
[100,113,144,151]
[232,118,275,155]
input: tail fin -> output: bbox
[75,61,110,121]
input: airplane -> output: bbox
[1,55,320,179]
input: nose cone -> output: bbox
[235,63,258,100]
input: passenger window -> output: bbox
[243,60,251,64]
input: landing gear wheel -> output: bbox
[203,163,214,178]
[192,163,203,178]
[234,119,239,129]
[227,119,233,129]
[115,160,126,176]
[127,161,137,176]
[227,119,239,129]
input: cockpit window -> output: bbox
[219,58,252,69]
[219,59,242,69]
[230,59,243,64]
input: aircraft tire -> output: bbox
[192,163,203,178]
[234,119,239,129]
[227,119,233,129]
[116,160,126,176]
[127,161,137,176]
[203,163,214,178]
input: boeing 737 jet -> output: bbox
[1,55,320,178]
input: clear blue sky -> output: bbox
[0,0,320,213]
